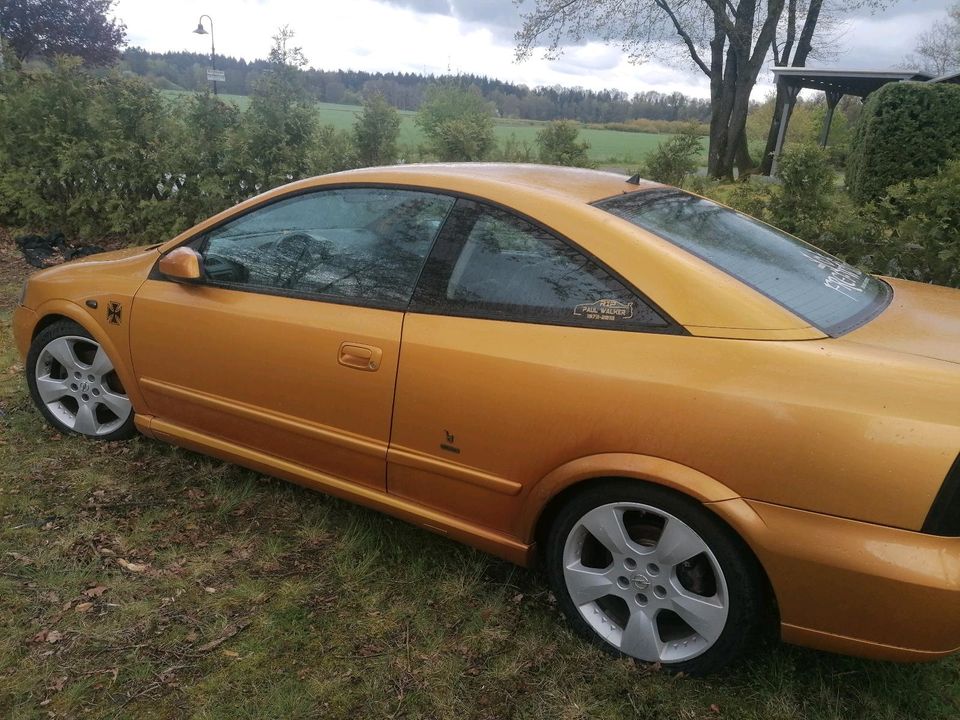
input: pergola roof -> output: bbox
[771,67,934,98]
[930,69,960,85]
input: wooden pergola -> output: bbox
[769,67,934,174]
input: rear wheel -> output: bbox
[26,320,135,441]
[546,480,763,675]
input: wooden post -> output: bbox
[771,82,800,177]
[819,90,843,148]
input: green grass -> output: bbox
[159,89,697,167]
[1,252,958,718]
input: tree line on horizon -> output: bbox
[118,47,713,126]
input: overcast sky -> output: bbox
[114,0,952,99]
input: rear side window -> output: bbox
[413,200,668,330]
[595,189,890,336]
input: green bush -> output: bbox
[866,159,960,286]
[353,94,400,167]
[769,144,835,239]
[161,92,245,234]
[234,62,321,195]
[415,85,495,161]
[846,82,960,203]
[716,145,835,242]
[0,29,369,241]
[640,127,703,187]
[536,120,592,167]
[313,125,358,175]
[0,58,174,239]
[493,133,534,163]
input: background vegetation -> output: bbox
[846,82,960,203]
[117,47,714,125]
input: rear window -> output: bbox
[595,189,890,336]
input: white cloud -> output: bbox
[113,0,945,101]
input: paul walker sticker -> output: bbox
[573,298,634,322]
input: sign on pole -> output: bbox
[206,69,225,83]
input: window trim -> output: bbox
[409,197,686,336]
[150,181,685,335]
[592,188,892,338]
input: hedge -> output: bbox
[846,81,960,203]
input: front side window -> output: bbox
[414,200,668,330]
[198,188,455,307]
[595,189,890,335]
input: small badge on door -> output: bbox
[440,429,460,455]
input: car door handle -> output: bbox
[338,342,382,371]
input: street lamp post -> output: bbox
[192,15,217,96]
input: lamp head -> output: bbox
[193,22,208,35]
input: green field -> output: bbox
[160,90,697,168]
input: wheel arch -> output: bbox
[28,300,147,412]
[31,312,70,340]
[523,458,781,632]
[519,453,739,548]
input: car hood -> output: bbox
[22,244,162,311]
[843,277,960,365]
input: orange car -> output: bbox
[12,164,960,674]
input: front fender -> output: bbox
[30,298,147,414]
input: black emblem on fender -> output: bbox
[107,301,122,325]
[440,429,460,454]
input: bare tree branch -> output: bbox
[654,0,711,76]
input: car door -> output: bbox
[130,187,455,490]
[387,198,681,533]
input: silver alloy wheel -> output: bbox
[562,501,729,664]
[34,335,132,437]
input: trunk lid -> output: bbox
[843,277,960,364]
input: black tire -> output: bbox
[545,479,764,676]
[26,319,136,441]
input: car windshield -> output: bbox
[594,188,890,336]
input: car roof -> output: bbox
[314,163,662,204]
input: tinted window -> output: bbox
[199,188,454,307]
[595,189,889,335]
[414,201,667,330]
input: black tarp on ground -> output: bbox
[15,232,105,268]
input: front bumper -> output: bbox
[13,304,37,361]
[711,498,960,661]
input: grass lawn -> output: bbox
[1,243,958,719]
[160,90,697,168]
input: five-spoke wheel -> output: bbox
[547,480,763,675]
[27,320,135,440]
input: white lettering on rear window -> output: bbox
[802,250,868,300]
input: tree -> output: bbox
[353,94,401,167]
[165,92,244,231]
[0,0,126,65]
[904,3,960,76]
[516,0,788,179]
[415,84,495,161]
[238,26,320,192]
[757,0,825,174]
[313,125,358,175]
[536,120,592,166]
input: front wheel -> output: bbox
[26,319,136,441]
[546,480,764,675]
